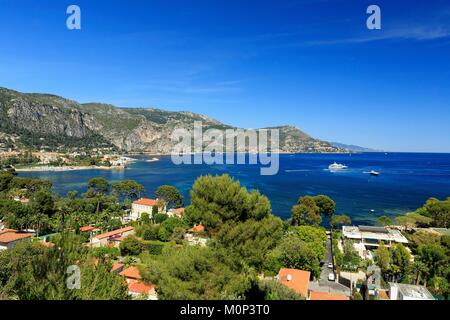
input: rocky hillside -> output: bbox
[0,87,346,154]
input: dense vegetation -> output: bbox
[0,169,448,300]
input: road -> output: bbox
[308,234,351,296]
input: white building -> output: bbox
[389,283,434,300]
[342,225,408,249]
[129,198,165,221]
[90,226,135,247]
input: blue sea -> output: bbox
[19,153,450,225]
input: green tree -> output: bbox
[215,216,284,271]
[330,214,351,230]
[377,216,393,226]
[140,212,151,225]
[119,236,144,256]
[155,185,183,209]
[313,195,336,217]
[291,196,321,226]
[185,174,271,229]
[273,235,321,278]
[390,243,411,281]
[417,244,446,285]
[112,180,144,201]
[87,177,110,213]
[374,242,391,275]
[421,198,450,228]
[141,245,255,300]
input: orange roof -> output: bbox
[128,281,155,294]
[187,224,205,233]
[0,229,33,243]
[93,226,134,240]
[119,266,142,280]
[79,226,95,232]
[173,208,185,215]
[309,292,349,300]
[133,198,158,206]
[111,262,124,273]
[277,268,311,298]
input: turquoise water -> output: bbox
[20,153,450,225]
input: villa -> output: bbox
[276,268,311,298]
[119,266,158,300]
[389,283,434,300]
[128,198,165,221]
[90,226,134,247]
[342,225,408,249]
[0,228,33,250]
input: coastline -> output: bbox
[15,165,126,172]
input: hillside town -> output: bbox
[0,169,448,300]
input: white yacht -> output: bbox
[328,162,348,170]
[370,170,379,176]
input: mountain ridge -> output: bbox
[0,87,347,154]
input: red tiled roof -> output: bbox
[187,224,205,233]
[0,229,33,243]
[93,226,134,240]
[128,281,155,294]
[119,266,142,280]
[133,198,158,206]
[111,262,124,273]
[277,268,311,298]
[79,226,95,232]
[309,292,349,300]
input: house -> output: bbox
[185,224,208,246]
[389,283,434,300]
[111,262,124,273]
[129,198,165,221]
[119,266,158,300]
[128,281,157,300]
[119,266,142,283]
[187,224,205,233]
[0,228,33,250]
[167,207,185,218]
[276,268,311,298]
[309,292,349,300]
[342,225,408,249]
[90,226,134,247]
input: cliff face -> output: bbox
[0,87,346,153]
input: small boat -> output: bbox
[328,162,348,170]
[370,170,379,176]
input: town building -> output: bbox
[0,228,33,250]
[342,225,408,249]
[90,226,134,247]
[128,198,165,221]
[185,224,208,246]
[167,207,185,218]
[276,268,311,298]
[119,266,157,300]
[389,283,434,300]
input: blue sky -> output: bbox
[0,0,449,152]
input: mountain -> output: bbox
[0,87,346,154]
[330,142,380,153]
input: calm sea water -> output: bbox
[19,153,450,225]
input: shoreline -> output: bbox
[15,165,126,172]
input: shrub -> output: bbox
[142,240,166,255]
[119,236,144,256]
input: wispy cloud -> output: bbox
[301,25,450,46]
